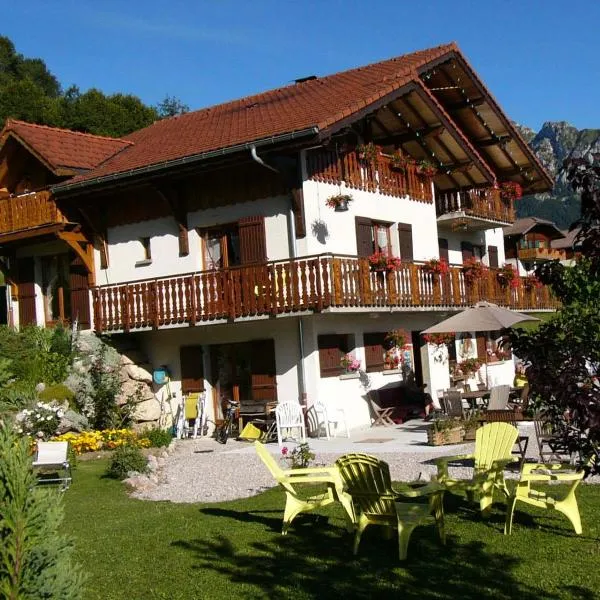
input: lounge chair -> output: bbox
[32,441,72,491]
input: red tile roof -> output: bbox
[65,43,458,186]
[1,119,132,173]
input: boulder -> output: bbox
[135,397,162,422]
[125,363,153,383]
[57,410,89,434]
[119,350,149,366]
[116,380,154,405]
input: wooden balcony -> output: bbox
[518,247,565,262]
[0,190,69,241]
[436,188,515,230]
[92,254,559,333]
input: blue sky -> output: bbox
[3,0,598,131]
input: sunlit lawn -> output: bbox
[62,459,600,600]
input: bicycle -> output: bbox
[216,399,239,444]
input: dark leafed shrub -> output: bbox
[143,428,173,448]
[106,445,148,480]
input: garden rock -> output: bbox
[135,398,162,422]
[125,363,153,383]
[57,409,89,434]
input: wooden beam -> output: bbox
[476,136,511,148]
[444,97,486,110]
[155,185,189,256]
[57,231,95,276]
[374,125,443,147]
[77,205,108,269]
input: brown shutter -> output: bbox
[355,217,373,258]
[239,216,267,265]
[438,238,449,262]
[461,241,474,263]
[69,256,91,330]
[249,339,277,402]
[17,257,36,327]
[180,345,204,393]
[364,332,385,372]
[476,333,487,362]
[318,334,350,378]
[488,245,499,268]
[397,223,413,262]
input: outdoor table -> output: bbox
[461,389,491,410]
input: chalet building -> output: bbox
[0,42,556,431]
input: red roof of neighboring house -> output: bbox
[63,43,458,186]
[1,119,132,173]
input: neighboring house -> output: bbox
[504,217,567,275]
[551,227,582,266]
[0,42,556,430]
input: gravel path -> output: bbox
[131,423,598,504]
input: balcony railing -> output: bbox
[92,254,559,333]
[436,188,515,224]
[518,247,565,261]
[0,190,68,236]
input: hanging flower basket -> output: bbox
[457,358,482,378]
[356,142,378,165]
[497,263,519,288]
[423,258,450,276]
[462,258,488,283]
[325,193,353,212]
[416,159,438,177]
[423,332,455,348]
[499,181,523,202]
[368,252,401,272]
[385,329,407,349]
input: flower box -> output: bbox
[368,252,401,272]
[427,426,464,446]
[416,160,437,177]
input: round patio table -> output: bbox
[461,389,491,410]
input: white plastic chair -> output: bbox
[275,401,306,447]
[32,441,72,491]
[313,400,331,440]
[321,400,350,439]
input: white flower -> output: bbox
[57,410,64,418]
[36,431,44,438]
[17,427,23,433]
[37,402,43,408]
[46,416,53,421]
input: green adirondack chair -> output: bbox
[504,456,596,535]
[435,422,519,514]
[336,453,445,561]
[254,441,354,534]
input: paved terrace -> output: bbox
[133,420,563,504]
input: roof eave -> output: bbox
[52,127,319,196]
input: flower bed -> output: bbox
[52,429,151,454]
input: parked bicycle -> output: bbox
[216,399,239,444]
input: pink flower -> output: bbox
[281,447,289,456]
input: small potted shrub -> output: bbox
[325,193,353,212]
[427,418,464,446]
[497,263,519,288]
[356,142,378,165]
[368,252,402,272]
[416,159,437,177]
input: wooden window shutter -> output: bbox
[397,223,414,262]
[318,334,350,378]
[487,245,499,269]
[364,332,386,372]
[69,256,91,330]
[476,333,486,362]
[355,217,373,258]
[239,216,267,265]
[461,241,474,263]
[16,257,36,327]
[249,339,278,402]
[438,238,449,262]
[180,346,205,394]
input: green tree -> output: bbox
[0,423,84,599]
[157,95,189,118]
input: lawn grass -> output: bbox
[63,460,600,600]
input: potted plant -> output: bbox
[340,353,361,373]
[385,329,407,349]
[427,418,464,446]
[462,257,488,283]
[390,151,409,173]
[383,348,401,370]
[459,412,482,441]
[325,193,353,212]
[523,273,542,289]
[497,263,519,288]
[416,159,437,177]
[423,332,455,348]
[457,357,482,378]
[422,258,450,276]
[356,142,378,165]
[499,181,523,202]
[368,252,402,272]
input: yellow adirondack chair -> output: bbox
[504,456,596,535]
[336,453,445,561]
[435,422,519,514]
[254,441,354,534]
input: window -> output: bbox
[487,245,499,268]
[136,237,152,266]
[397,223,413,262]
[355,217,393,257]
[201,224,241,269]
[438,238,449,263]
[318,334,354,378]
[41,254,71,325]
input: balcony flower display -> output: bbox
[423,332,455,348]
[523,273,543,289]
[457,357,482,377]
[499,181,523,202]
[390,151,412,173]
[340,353,361,373]
[368,252,401,272]
[385,329,407,349]
[416,159,437,177]
[356,142,378,164]
[325,193,353,212]
[384,349,401,370]
[497,263,519,288]
[423,258,450,276]
[462,257,488,283]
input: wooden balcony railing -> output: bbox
[0,190,68,235]
[518,247,565,261]
[436,188,515,223]
[92,254,559,333]
[307,147,433,203]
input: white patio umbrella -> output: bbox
[421,302,540,387]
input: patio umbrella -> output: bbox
[421,302,539,334]
[421,302,540,387]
